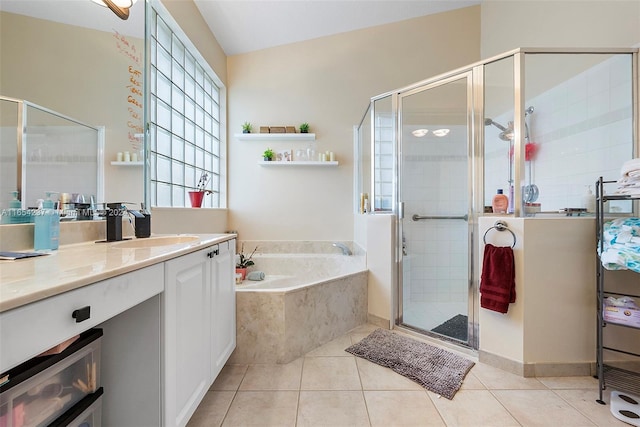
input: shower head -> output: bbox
[485,106,534,141]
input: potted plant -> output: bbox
[263,148,274,161]
[242,122,252,133]
[299,122,310,133]
[188,171,213,207]
[236,244,258,281]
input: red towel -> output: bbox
[480,244,515,313]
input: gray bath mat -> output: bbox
[345,328,474,399]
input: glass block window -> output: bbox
[149,4,225,208]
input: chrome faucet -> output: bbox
[332,242,352,256]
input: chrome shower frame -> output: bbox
[356,47,639,351]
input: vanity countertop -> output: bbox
[0,234,235,313]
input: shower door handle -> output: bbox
[398,202,404,219]
[411,214,468,221]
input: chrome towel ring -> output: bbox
[483,220,516,248]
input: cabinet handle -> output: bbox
[72,306,91,323]
[207,249,219,258]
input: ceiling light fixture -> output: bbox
[91,0,136,20]
[411,129,429,137]
[432,129,450,137]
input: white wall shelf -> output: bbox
[235,133,315,141]
[258,161,338,167]
[111,161,143,166]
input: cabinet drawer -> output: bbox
[0,330,102,427]
[0,264,163,372]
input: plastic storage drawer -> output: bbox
[50,387,103,427]
[0,329,102,427]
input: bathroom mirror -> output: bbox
[0,0,145,213]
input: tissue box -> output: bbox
[603,303,640,328]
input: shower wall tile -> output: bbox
[485,53,634,212]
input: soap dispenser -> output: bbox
[2,191,27,224]
[34,191,60,251]
[136,202,151,238]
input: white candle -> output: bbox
[124,151,131,162]
[131,152,138,162]
[329,152,335,162]
[116,152,123,162]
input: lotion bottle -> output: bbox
[34,192,60,251]
[583,185,596,213]
[492,189,509,214]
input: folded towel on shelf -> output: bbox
[479,244,516,314]
[599,218,640,273]
[247,271,265,281]
[614,187,640,196]
[620,158,640,178]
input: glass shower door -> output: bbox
[398,73,474,346]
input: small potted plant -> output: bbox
[188,171,214,208]
[242,122,252,133]
[236,244,258,281]
[299,122,310,133]
[263,148,274,161]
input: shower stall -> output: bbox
[355,48,638,349]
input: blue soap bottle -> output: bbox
[1,191,21,224]
[34,192,60,251]
[1,191,31,224]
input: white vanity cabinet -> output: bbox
[163,239,235,427]
[0,235,236,427]
[211,238,235,381]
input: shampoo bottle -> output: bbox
[492,189,509,214]
[34,192,60,251]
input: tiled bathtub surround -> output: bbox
[230,244,368,364]
[237,240,364,256]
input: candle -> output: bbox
[124,151,131,162]
[116,152,123,162]
[131,152,138,162]
[329,152,335,162]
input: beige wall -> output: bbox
[479,217,596,376]
[227,6,481,241]
[481,0,640,57]
[161,0,227,85]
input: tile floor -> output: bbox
[187,324,627,427]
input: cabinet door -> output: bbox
[164,247,211,427]
[210,239,236,382]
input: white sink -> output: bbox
[113,235,200,249]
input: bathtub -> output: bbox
[229,246,368,364]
